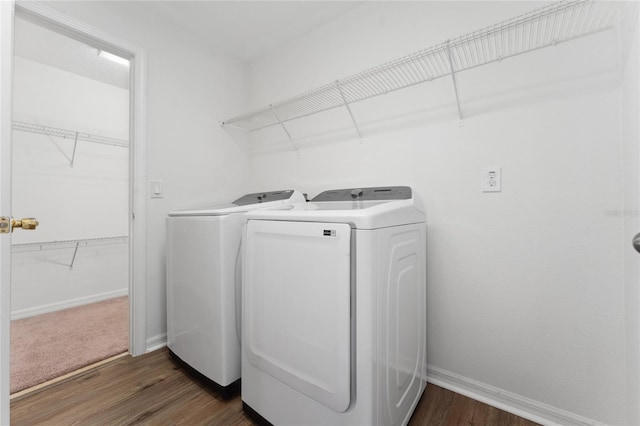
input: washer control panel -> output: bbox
[233,190,296,205]
[312,186,412,202]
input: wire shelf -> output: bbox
[12,236,129,253]
[13,121,129,148]
[221,0,618,135]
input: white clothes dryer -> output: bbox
[166,189,305,397]
[242,186,427,425]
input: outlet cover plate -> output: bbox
[482,167,501,192]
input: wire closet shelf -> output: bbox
[11,236,129,253]
[13,121,129,148]
[12,236,129,270]
[221,0,618,143]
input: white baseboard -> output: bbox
[427,365,606,426]
[146,333,167,353]
[11,288,128,320]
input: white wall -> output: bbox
[11,56,129,317]
[621,3,640,425]
[45,1,252,347]
[248,2,628,425]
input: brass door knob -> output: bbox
[11,218,39,231]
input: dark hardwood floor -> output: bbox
[11,348,539,425]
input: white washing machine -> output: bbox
[166,189,305,396]
[242,186,427,425]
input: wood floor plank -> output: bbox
[409,378,453,424]
[12,348,540,425]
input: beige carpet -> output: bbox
[10,296,129,394]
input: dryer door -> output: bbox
[244,220,352,413]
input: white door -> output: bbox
[244,220,352,413]
[0,1,15,423]
[622,3,640,424]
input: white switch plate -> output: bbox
[150,180,163,198]
[482,167,501,192]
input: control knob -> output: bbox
[351,189,363,199]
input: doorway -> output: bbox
[9,14,130,395]
[0,1,147,422]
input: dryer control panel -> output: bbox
[312,186,412,202]
[233,190,296,205]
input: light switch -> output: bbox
[150,180,163,198]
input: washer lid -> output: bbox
[168,190,305,217]
[246,186,425,229]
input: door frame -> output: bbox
[0,1,15,424]
[1,2,147,422]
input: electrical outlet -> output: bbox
[482,167,501,192]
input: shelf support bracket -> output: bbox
[270,105,298,151]
[445,40,464,126]
[70,132,79,168]
[69,241,80,270]
[335,80,362,140]
[220,123,249,155]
